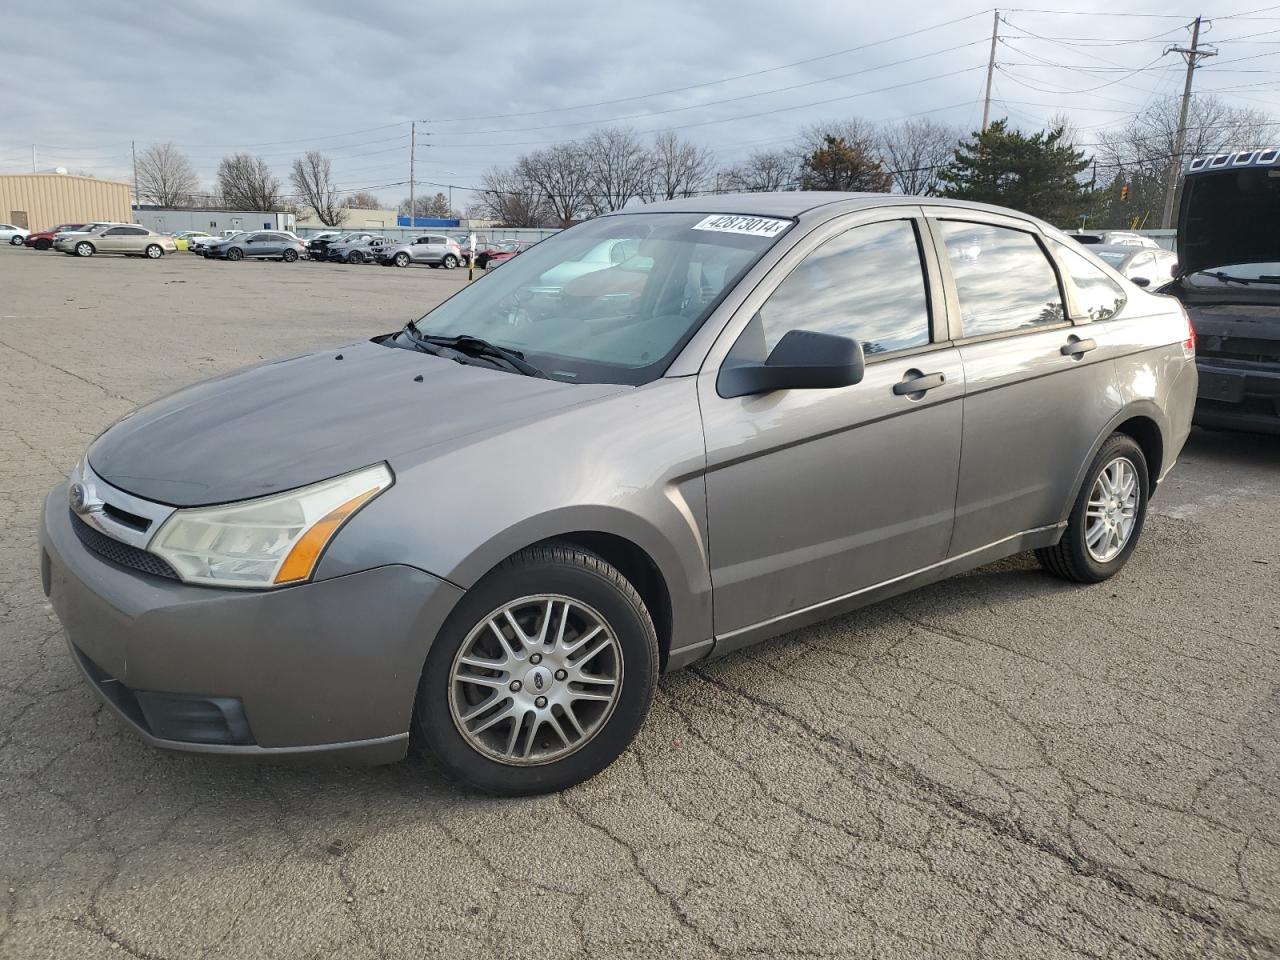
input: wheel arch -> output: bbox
[1059,401,1168,522]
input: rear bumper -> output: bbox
[1194,356,1280,433]
[40,482,465,763]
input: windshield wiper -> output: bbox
[1201,270,1276,286]
[403,323,547,378]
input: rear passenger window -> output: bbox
[751,219,932,357]
[937,221,1065,337]
[1053,242,1127,322]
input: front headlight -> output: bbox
[149,463,393,588]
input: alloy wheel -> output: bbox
[448,595,623,766]
[1085,457,1139,562]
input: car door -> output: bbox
[97,227,130,252]
[698,210,965,653]
[925,213,1121,556]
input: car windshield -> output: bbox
[410,211,792,386]
[1187,261,1280,284]
[1096,251,1130,267]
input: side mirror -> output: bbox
[718,329,865,399]
[1130,276,1151,287]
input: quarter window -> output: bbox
[1053,242,1127,322]
[749,219,932,358]
[937,221,1065,337]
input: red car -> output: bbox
[24,224,85,251]
[476,239,535,269]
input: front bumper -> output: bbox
[1194,356,1280,434]
[40,482,464,763]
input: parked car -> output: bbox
[38,193,1195,795]
[1089,245,1180,288]
[54,224,177,258]
[1071,230,1160,249]
[326,235,392,264]
[169,230,214,252]
[1163,148,1280,434]
[528,237,641,292]
[476,239,534,269]
[1,223,31,245]
[23,223,85,250]
[189,232,238,255]
[308,231,372,261]
[376,234,463,268]
[205,231,305,262]
[52,222,125,245]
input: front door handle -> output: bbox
[893,371,946,396]
[1061,337,1097,357]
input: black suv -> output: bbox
[1165,149,1280,434]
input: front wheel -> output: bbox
[394,252,410,267]
[35,239,51,250]
[1037,433,1149,583]
[145,244,163,259]
[414,543,658,795]
[442,254,458,269]
[75,242,94,258]
[347,250,364,265]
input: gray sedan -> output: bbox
[40,193,1196,794]
[205,231,305,262]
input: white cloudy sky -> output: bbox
[3,2,1277,208]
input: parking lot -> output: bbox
[1,245,1277,959]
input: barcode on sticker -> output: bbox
[691,215,791,238]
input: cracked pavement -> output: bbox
[1,247,1278,959]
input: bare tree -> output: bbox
[398,192,459,219]
[1095,94,1274,225]
[289,151,345,226]
[577,127,654,215]
[472,166,550,226]
[880,118,961,196]
[793,119,882,162]
[719,149,797,192]
[646,131,717,201]
[135,142,199,207]
[343,190,383,210]
[518,143,590,225]
[216,153,281,210]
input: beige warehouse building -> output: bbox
[0,173,133,232]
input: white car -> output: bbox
[1,223,31,246]
[53,222,128,244]
[1072,230,1160,249]
[530,237,641,292]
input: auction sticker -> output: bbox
[692,214,791,238]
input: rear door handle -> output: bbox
[1061,337,1097,357]
[893,372,946,396]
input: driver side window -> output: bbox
[735,219,932,363]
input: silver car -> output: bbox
[1090,244,1180,288]
[325,234,388,264]
[377,234,463,269]
[54,224,177,259]
[39,194,1196,794]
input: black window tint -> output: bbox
[126,227,148,236]
[938,221,1065,336]
[1053,242,1127,322]
[104,227,127,236]
[755,219,932,356]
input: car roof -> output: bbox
[1092,244,1172,256]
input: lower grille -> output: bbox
[70,512,180,580]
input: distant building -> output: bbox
[297,206,400,230]
[132,206,296,235]
[0,173,132,231]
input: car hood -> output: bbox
[1178,156,1280,276]
[88,338,629,507]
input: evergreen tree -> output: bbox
[939,120,1091,225]
[799,135,890,192]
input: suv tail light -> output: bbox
[1182,310,1196,360]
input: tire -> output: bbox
[35,239,51,250]
[75,242,94,258]
[394,252,410,268]
[442,254,458,269]
[282,248,298,262]
[414,543,659,795]
[348,250,364,265]
[476,255,489,269]
[1037,433,1149,583]
[10,235,24,246]
[226,247,243,262]
[144,244,163,259]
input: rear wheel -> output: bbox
[414,543,658,795]
[395,252,411,267]
[281,248,298,262]
[144,244,163,259]
[75,241,94,258]
[348,250,364,265]
[10,235,24,246]
[442,254,458,269]
[35,239,51,250]
[1037,433,1148,583]
[226,247,243,262]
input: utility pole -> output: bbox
[131,141,139,211]
[31,145,36,173]
[981,10,1000,132]
[1161,16,1216,228]
[408,121,415,229]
